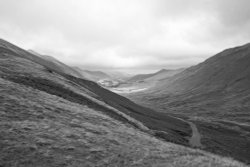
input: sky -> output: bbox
[0,0,250,74]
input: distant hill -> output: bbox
[111,68,184,93]
[138,43,250,123]
[28,50,113,82]
[72,67,110,82]
[28,50,65,65]
[25,49,84,78]
[151,43,250,94]
[130,43,250,121]
[127,71,160,82]
[144,68,185,82]
[105,71,132,80]
[127,68,184,83]
[124,42,250,163]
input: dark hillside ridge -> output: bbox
[0,39,84,78]
[135,42,250,124]
[126,42,250,164]
[153,42,250,94]
[1,38,250,165]
[64,74,191,144]
[0,38,191,146]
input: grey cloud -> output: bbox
[215,0,250,26]
[0,0,249,72]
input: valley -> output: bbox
[2,38,247,166]
[106,42,250,164]
[1,1,250,166]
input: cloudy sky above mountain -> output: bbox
[0,0,250,73]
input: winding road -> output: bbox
[171,116,203,148]
[187,121,202,148]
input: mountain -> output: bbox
[28,50,113,83]
[72,67,122,87]
[124,42,250,163]
[127,71,159,83]
[2,38,246,166]
[144,68,185,82]
[84,70,110,79]
[106,70,132,80]
[152,43,250,94]
[110,68,184,94]
[132,43,250,122]
[26,49,85,78]
[127,69,183,83]
[72,67,111,82]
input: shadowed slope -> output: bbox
[0,39,84,78]
[0,38,193,145]
[1,38,247,166]
[1,77,246,166]
[130,42,250,122]
[152,43,250,94]
[0,37,248,167]
[125,43,250,163]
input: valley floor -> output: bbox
[1,39,249,166]
[109,86,250,164]
[1,78,248,167]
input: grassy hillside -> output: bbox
[124,43,250,164]
[1,38,248,166]
[126,69,183,83]
[111,69,183,94]
[1,78,246,167]
[127,43,250,123]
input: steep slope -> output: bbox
[2,38,246,166]
[27,49,85,78]
[125,43,250,163]
[0,40,85,79]
[0,39,193,144]
[153,43,250,94]
[1,78,246,167]
[131,43,250,122]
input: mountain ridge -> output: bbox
[3,38,246,166]
[122,42,250,163]
[152,42,250,94]
[1,38,249,165]
[126,68,182,83]
[72,67,111,82]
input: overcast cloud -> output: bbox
[0,0,250,73]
